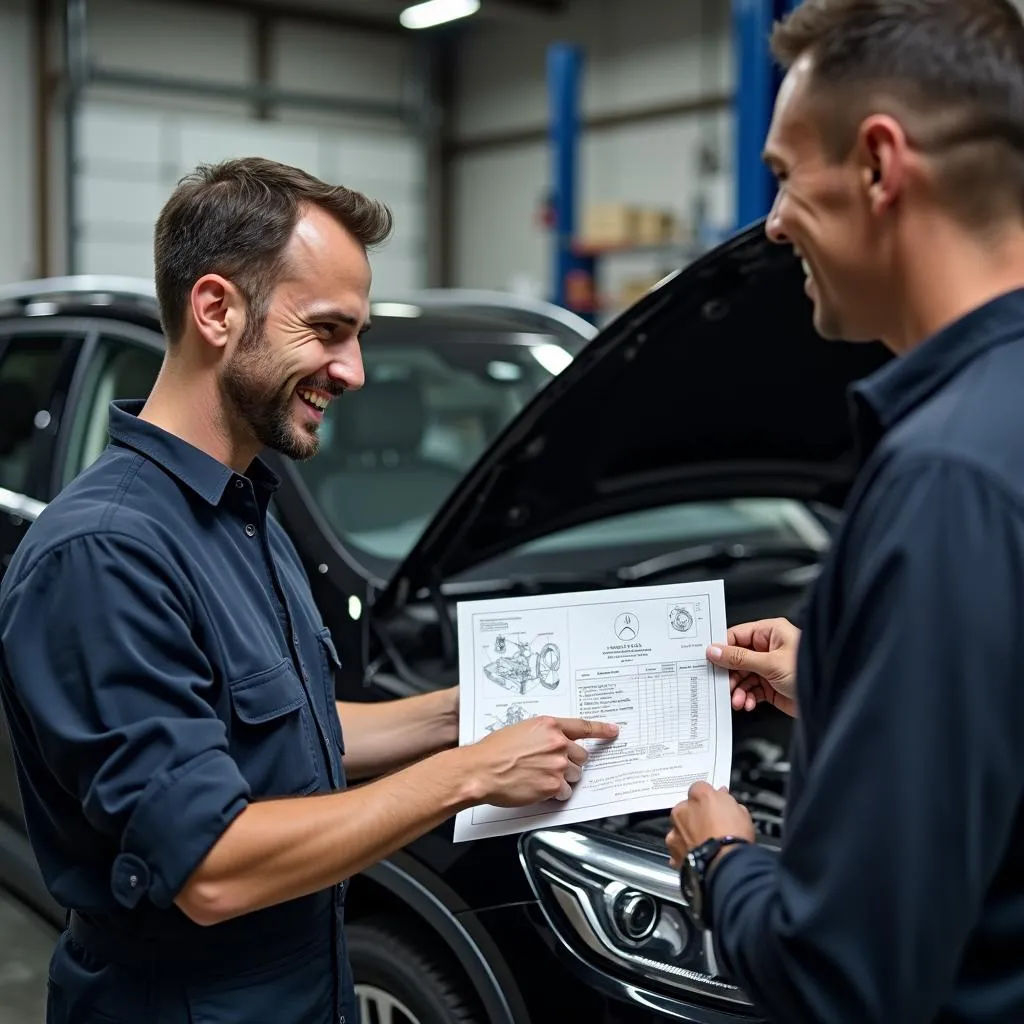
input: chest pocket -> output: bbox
[227,660,320,797]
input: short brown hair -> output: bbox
[770,0,1024,227]
[154,157,393,343]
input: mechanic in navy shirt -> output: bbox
[665,2,1024,1022]
[0,158,617,1024]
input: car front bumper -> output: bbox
[468,901,764,1024]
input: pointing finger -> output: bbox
[556,717,619,741]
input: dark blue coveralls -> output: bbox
[703,288,1024,1022]
[0,400,356,1024]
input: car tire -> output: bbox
[347,915,479,1024]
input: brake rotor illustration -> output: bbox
[483,635,561,694]
[669,605,695,634]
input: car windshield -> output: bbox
[292,302,833,577]
[290,303,588,564]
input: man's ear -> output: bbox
[857,114,905,214]
[189,275,245,351]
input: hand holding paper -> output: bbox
[453,580,732,842]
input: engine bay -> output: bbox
[602,706,793,850]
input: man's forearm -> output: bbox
[337,688,458,780]
[176,744,475,926]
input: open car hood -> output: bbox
[375,219,891,616]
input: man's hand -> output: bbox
[706,617,800,717]
[465,715,619,807]
[666,782,755,870]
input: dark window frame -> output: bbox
[0,320,86,504]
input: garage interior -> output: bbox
[0,0,966,1021]
[1,0,789,1018]
[0,0,804,322]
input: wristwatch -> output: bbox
[680,836,751,930]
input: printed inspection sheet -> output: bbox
[452,580,731,842]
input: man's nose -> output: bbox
[327,353,364,392]
[765,198,789,245]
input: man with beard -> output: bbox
[0,157,618,1024]
[664,1,1024,1022]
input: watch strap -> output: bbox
[684,835,752,929]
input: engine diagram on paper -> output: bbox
[668,603,696,636]
[484,703,535,733]
[483,633,561,694]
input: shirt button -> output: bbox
[245,524,256,537]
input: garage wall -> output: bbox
[448,0,734,306]
[0,0,429,294]
[0,0,36,285]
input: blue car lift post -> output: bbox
[734,0,803,229]
[546,1,802,313]
[547,42,595,319]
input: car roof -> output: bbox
[0,276,597,344]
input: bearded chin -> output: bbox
[219,323,321,462]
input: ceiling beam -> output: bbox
[153,0,409,37]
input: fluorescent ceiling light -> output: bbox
[400,0,480,30]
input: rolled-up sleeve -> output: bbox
[0,531,250,909]
[706,456,1024,1022]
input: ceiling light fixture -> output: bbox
[399,0,481,30]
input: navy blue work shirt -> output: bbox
[705,290,1024,1022]
[0,400,355,1024]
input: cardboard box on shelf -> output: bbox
[634,208,676,245]
[579,202,679,250]
[579,202,639,248]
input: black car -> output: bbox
[0,222,890,1024]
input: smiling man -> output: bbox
[665,2,1024,1022]
[0,157,618,1024]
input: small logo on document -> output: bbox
[614,611,640,642]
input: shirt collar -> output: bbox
[107,399,281,506]
[851,287,1024,443]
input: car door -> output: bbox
[55,326,164,490]
[0,322,85,576]
[0,322,162,828]
[0,320,85,822]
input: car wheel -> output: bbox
[348,916,479,1024]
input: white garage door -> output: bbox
[74,100,426,294]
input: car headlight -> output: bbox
[519,827,753,1009]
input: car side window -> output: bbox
[0,333,75,501]
[62,337,163,485]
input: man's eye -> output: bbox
[312,323,336,336]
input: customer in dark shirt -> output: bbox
[0,158,617,1024]
[665,2,1024,1021]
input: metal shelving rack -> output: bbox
[545,0,803,322]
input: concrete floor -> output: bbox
[0,886,57,1023]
